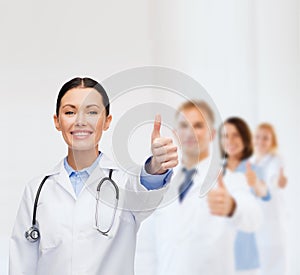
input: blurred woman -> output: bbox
[251,123,288,275]
[220,117,270,275]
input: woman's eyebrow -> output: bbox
[62,104,76,109]
[86,104,101,108]
[61,104,101,109]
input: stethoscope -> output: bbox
[25,169,119,242]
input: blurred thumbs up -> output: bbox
[217,174,226,190]
[207,174,236,217]
[278,167,288,189]
[245,162,257,187]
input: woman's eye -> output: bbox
[65,111,75,115]
[88,111,98,115]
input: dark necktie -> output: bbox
[178,168,196,202]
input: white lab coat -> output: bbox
[9,154,168,275]
[135,158,262,275]
[251,154,288,275]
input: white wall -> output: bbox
[1,0,299,274]
[149,0,260,123]
[255,0,300,273]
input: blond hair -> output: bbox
[176,100,215,128]
[256,123,278,153]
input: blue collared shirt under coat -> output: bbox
[64,153,172,197]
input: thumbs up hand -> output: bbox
[245,162,257,187]
[207,175,236,217]
[278,167,288,188]
[147,114,178,175]
[245,162,268,197]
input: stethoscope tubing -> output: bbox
[32,175,50,227]
[95,170,119,236]
[26,169,119,241]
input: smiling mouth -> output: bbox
[71,131,93,136]
[226,147,239,153]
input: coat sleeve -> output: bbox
[225,172,263,232]
[9,181,39,275]
[118,166,170,228]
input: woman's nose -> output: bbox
[224,137,233,147]
[75,112,87,126]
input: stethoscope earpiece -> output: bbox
[25,226,40,242]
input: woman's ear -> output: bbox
[53,114,61,131]
[104,115,112,131]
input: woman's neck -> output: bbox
[67,148,99,171]
[254,151,268,162]
[226,157,241,171]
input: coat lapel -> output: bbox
[48,160,77,200]
[45,155,121,201]
[83,154,120,197]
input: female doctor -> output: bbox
[251,123,288,275]
[9,77,178,275]
[220,117,269,275]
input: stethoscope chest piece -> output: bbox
[25,226,40,242]
[25,175,49,243]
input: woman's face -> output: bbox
[221,123,244,159]
[53,87,112,152]
[254,128,273,155]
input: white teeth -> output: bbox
[73,132,90,136]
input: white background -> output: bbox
[0,0,299,274]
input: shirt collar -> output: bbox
[63,152,103,176]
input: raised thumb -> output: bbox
[217,174,226,189]
[279,167,284,176]
[151,114,161,142]
[246,161,252,172]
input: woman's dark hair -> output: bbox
[219,117,253,161]
[56,77,110,117]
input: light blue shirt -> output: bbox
[64,153,101,196]
[64,153,172,196]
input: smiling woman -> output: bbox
[9,77,178,275]
[251,123,288,275]
[54,85,112,168]
[220,117,270,275]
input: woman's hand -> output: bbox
[147,114,178,175]
[278,167,288,188]
[245,162,268,197]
